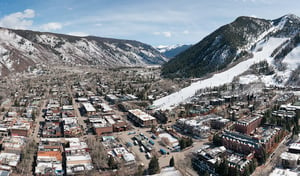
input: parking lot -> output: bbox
[118,127,187,168]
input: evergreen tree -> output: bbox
[108,155,118,169]
[244,165,250,176]
[169,156,175,167]
[217,159,228,176]
[257,148,268,164]
[204,170,210,176]
[293,125,299,135]
[213,133,223,146]
[187,137,193,146]
[234,167,240,176]
[179,137,193,149]
[249,160,254,173]
[135,165,144,176]
[148,156,160,174]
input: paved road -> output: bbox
[32,97,48,142]
[252,135,290,176]
[66,84,87,131]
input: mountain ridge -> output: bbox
[154,14,300,110]
[0,27,167,76]
[161,15,274,78]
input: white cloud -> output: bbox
[68,32,89,37]
[41,22,62,31]
[0,9,35,29]
[153,31,172,38]
[183,30,189,34]
[162,31,172,38]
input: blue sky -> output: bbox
[0,0,299,46]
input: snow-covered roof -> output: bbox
[82,103,96,112]
[123,153,135,162]
[128,109,156,121]
[158,133,179,147]
[280,152,300,161]
[151,167,183,176]
[269,168,298,176]
[62,105,74,110]
[289,143,300,151]
[0,152,20,167]
[100,103,113,112]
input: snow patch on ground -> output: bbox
[239,75,259,84]
[282,44,300,70]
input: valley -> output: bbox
[0,62,298,176]
[0,8,299,176]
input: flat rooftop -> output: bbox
[128,109,156,121]
[82,103,96,112]
[289,142,300,151]
[280,152,300,161]
[236,115,261,125]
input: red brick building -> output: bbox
[113,120,127,132]
[235,115,262,134]
[9,121,31,137]
[222,131,260,155]
[94,124,113,136]
[222,127,283,156]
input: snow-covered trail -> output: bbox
[153,38,288,110]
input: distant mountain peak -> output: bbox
[156,44,185,52]
[156,44,192,59]
[282,13,300,20]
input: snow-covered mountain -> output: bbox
[0,27,167,75]
[155,14,300,110]
[156,44,192,58]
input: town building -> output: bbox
[105,94,119,104]
[1,136,26,154]
[0,153,20,167]
[269,168,298,176]
[192,145,226,175]
[222,126,282,155]
[280,152,300,168]
[288,143,300,153]
[128,109,157,127]
[42,122,62,138]
[65,140,93,175]
[158,133,179,148]
[235,115,262,135]
[9,119,32,137]
[35,140,64,176]
[81,103,96,115]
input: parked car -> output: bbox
[149,140,155,145]
[146,152,152,159]
[160,148,167,155]
[128,131,136,135]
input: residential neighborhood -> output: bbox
[0,65,297,176]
